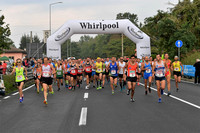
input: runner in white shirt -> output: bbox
[118,57,126,91]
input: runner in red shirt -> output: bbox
[124,55,139,102]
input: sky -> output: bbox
[0,0,179,48]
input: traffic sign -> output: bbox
[175,40,183,48]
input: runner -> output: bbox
[56,60,64,91]
[33,59,42,94]
[41,57,55,105]
[124,55,139,102]
[70,59,78,91]
[105,58,110,83]
[84,58,92,89]
[119,57,126,91]
[141,56,152,95]
[164,53,172,96]
[63,59,69,88]
[10,58,28,103]
[136,58,142,86]
[95,57,103,90]
[101,59,106,89]
[107,57,119,94]
[77,59,83,88]
[152,55,167,103]
[171,56,184,92]
[91,59,96,88]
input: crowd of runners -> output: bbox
[10,53,184,104]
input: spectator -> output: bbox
[22,58,26,66]
[193,59,200,84]
[2,61,7,75]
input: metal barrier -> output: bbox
[26,67,34,80]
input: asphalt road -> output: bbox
[0,79,200,133]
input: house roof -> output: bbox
[3,47,27,54]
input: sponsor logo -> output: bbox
[55,27,70,41]
[49,48,59,51]
[140,46,150,49]
[79,22,119,31]
[140,53,151,57]
[127,26,143,39]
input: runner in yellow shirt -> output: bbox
[94,57,103,90]
[171,56,184,92]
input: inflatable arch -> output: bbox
[47,19,151,59]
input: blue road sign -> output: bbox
[175,40,183,48]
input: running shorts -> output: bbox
[16,80,25,87]
[126,77,137,82]
[155,76,165,81]
[173,71,182,77]
[41,77,52,85]
[144,73,152,79]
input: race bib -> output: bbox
[130,70,136,77]
[86,68,90,72]
[146,69,151,73]
[71,70,76,74]
[43,72,50,77]
[57,72,61,75]
[175,67,179,71]
[156,70,164,77]
[111,70,116,75]
[97,68,101,72]
[78,70,82,73]
[17,75,23,81]
[37,72,41,76]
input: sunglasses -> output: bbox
[17,62,21,63]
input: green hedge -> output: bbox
[3,75,35,95]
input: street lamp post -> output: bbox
[49,2,62,35]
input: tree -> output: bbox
[0,15,13,53]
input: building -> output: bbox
[0,47,27,61]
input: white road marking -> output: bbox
[3,96,10,99]
[22,84,35,92]
[12,92,19,96]
[140,83,200,109]
[84,93,89,99]
[79,107,88,126]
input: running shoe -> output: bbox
[57,88,60,91]
[122,86,126,90]
[22,95,24,101]
[61,83,63,86]
[127,89,130,95]
[145,90,148,95]
[69,86,72,90]
[176,88,179,92]
[158,98,161,103]
[19,98,23,103]
[102,86,104,89]
[37,90,39,94]
[167,92,171,96]
[50,89,54,94]
[43,100,48,105]
[85,86,89,90]
[130,98,135,102]
[41,88,44,91]
[137,82,140,86]
[99,86,102,90]
[148,87,151,93]
[120,88,123,92]
[65,84,68,88]
[161,89,164,95]
[112,90,114,95]
[93,85,96,88]
[96,87,99,90]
